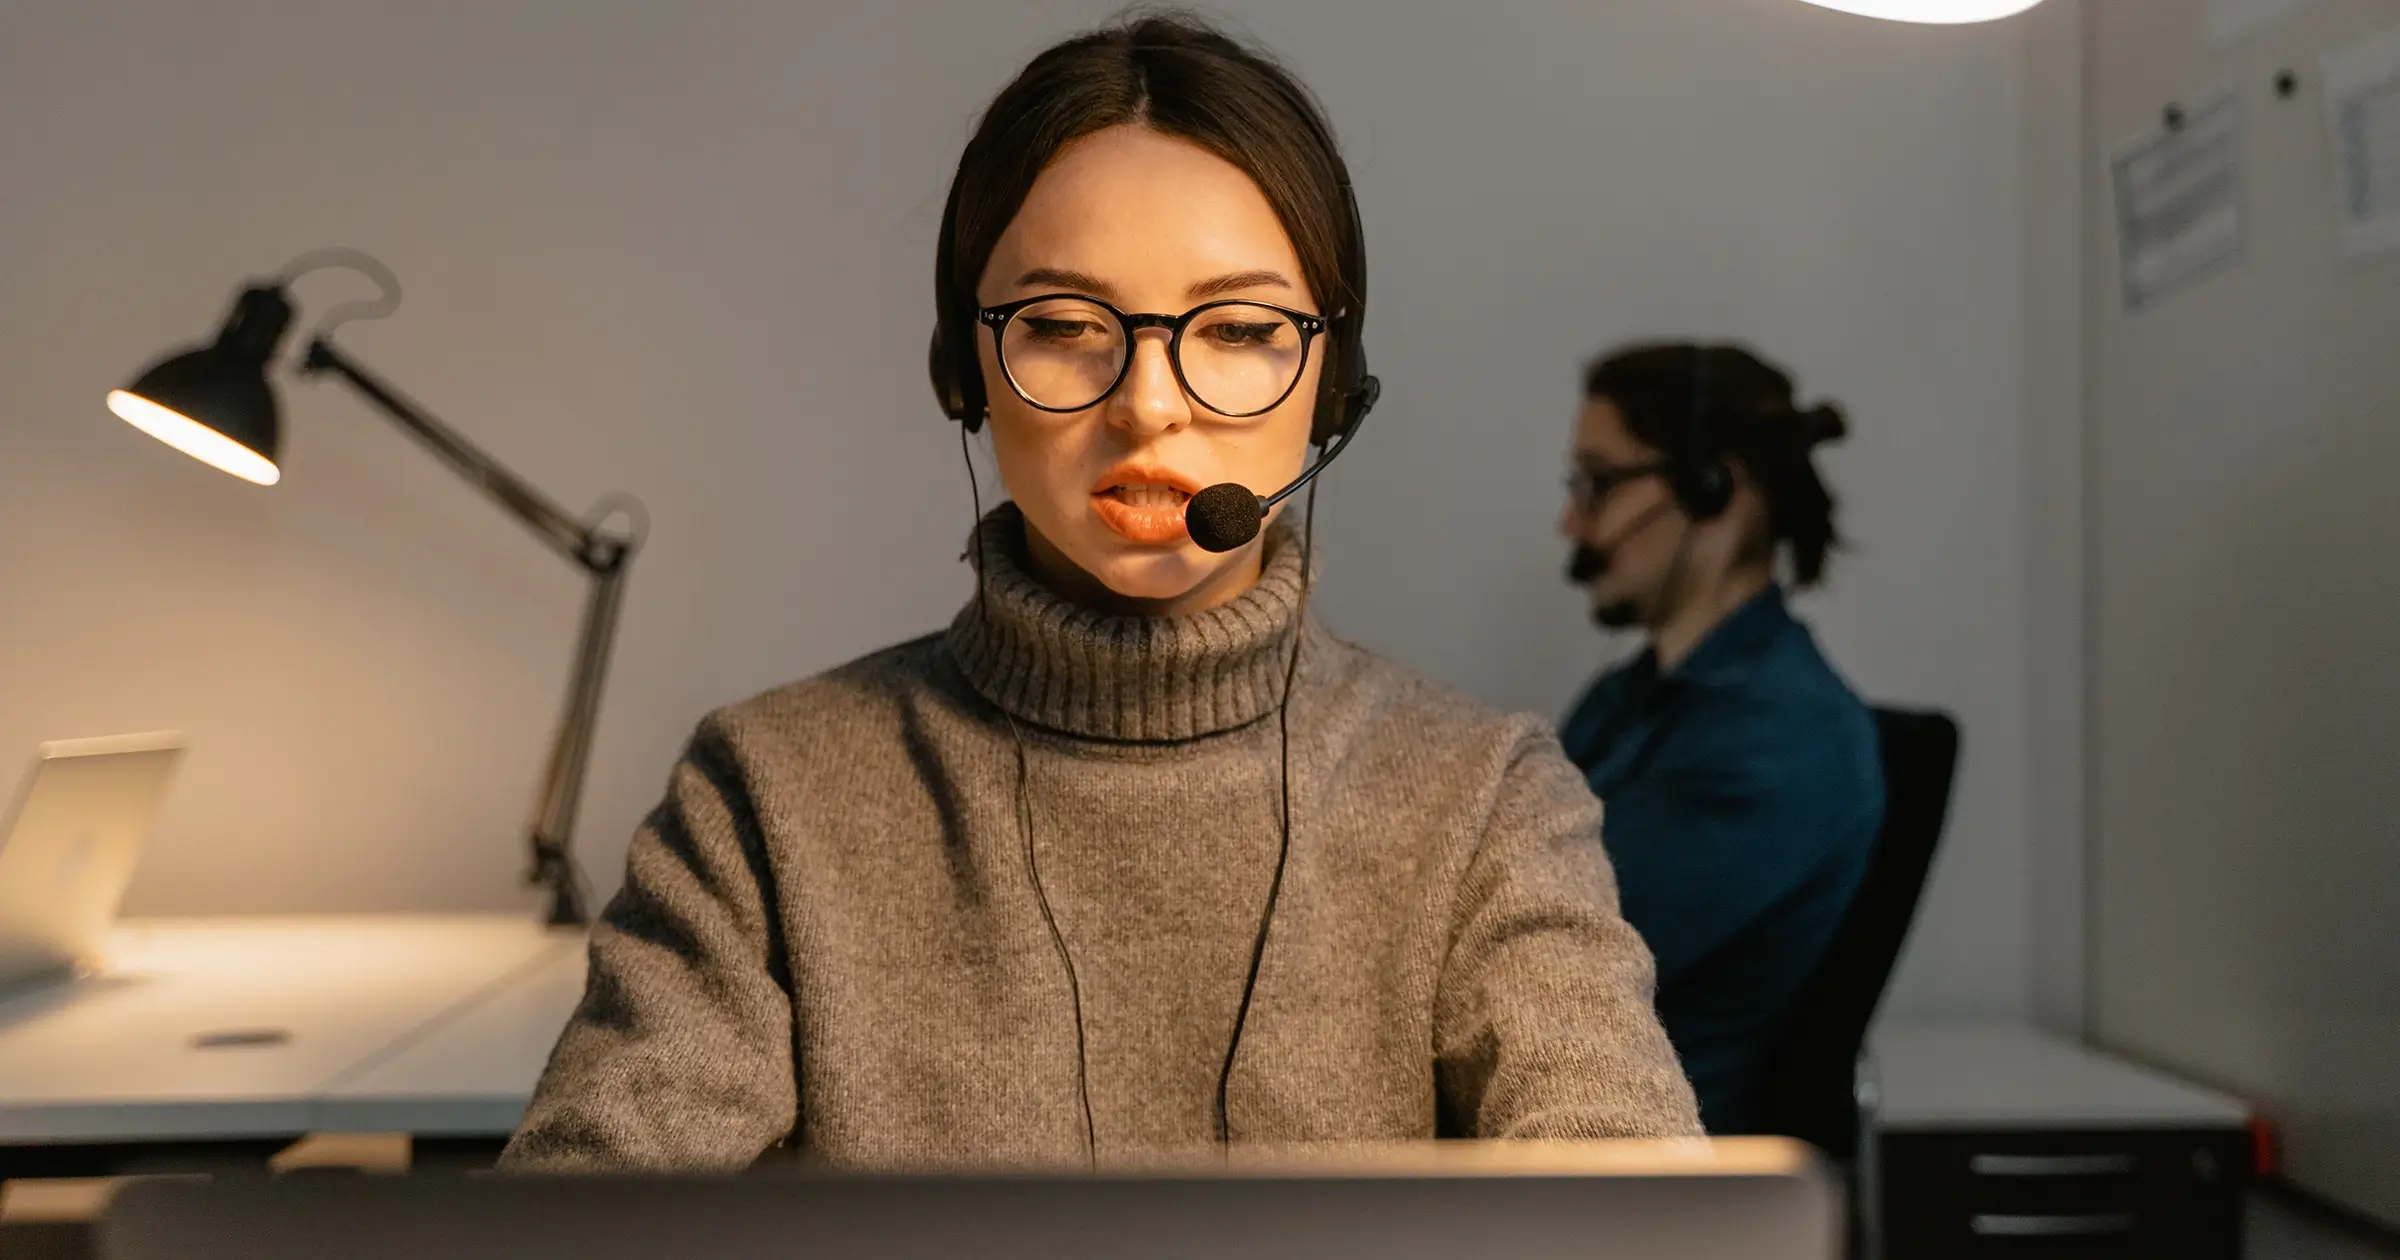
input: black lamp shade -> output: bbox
[108,284,294,486]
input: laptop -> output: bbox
[0,731,185,992]
[101,1137,1841,1260]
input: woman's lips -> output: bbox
[1092,483,1191,544]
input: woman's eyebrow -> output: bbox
[1015,267,1118,299]
[1187,269,1293,300]
[1010,267,1297,305]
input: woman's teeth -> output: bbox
[1109,484,1188,508]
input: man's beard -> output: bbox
[1591,599,1641,630]
[1568,544,1642,629]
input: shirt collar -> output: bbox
[1665,583,1793,687]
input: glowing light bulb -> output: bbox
[107,389,281,486]
[1794,0,2047,22]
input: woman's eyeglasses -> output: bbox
[977,294,1328,417]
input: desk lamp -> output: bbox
[107,249,643,927]
[1793,0,2045,20]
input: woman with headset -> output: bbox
[504,15,1699,1171]
[1556,342,1884,1136]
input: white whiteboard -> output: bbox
[2090,0,2400,1229]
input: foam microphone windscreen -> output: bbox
[1567,544,1607,584]
[1187,483,1264,553]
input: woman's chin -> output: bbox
[1022,513,1245,613]
[1081,549,1209,605]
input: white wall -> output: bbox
[1,0,2034,1019]
[2083,0,2400,1228]
[2018,0,2090,1036]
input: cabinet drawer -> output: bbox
[1875,1127,2249,1259]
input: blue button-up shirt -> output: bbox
[1560,586,1883,1134]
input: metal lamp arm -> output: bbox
[297,335,638,926]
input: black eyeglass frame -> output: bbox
[1564,461,1671,516]
[975,293,1330,418]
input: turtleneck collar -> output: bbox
[945,501,1319,742]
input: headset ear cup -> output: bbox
[1681,459,1734,521]
[1353,370,1381,423]
[928,324,984,433]
[1309,349,1343,447]
[1312,342,1374,447]
[928,327,961,421]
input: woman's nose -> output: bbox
[1110,332,1192,438]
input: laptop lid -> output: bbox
[0,732,185,990]
[101,1138,1840,1260]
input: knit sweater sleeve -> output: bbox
[1432,723,1705,1139]
[500,715,798,1172]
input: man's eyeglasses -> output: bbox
[1564,462,1668,515]
[977,293,1329,417]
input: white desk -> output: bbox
[1862,1022,2254,1260]
[0,916,579,1150]
[1868,1021,2254,1131]
[316,934,587,1136]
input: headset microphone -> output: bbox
[1565,498,1676,586]
[1567,544,1607,584]
[1185,402,1371,553]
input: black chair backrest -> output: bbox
[1753,706,1960,1158]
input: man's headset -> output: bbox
[1665,343,1735,523]
[928,167,1378,455]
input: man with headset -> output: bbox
[1555,341,1885,1136]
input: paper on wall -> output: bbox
[2320,24,2400,260]
[2110,91,2246,312]
[2205,0,2319,46]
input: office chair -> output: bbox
[1752,706,1960,1160]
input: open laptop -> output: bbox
[0,731,185,992]
[101,1138,1840,1260]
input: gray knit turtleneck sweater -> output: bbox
[501,504,1700,1171]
